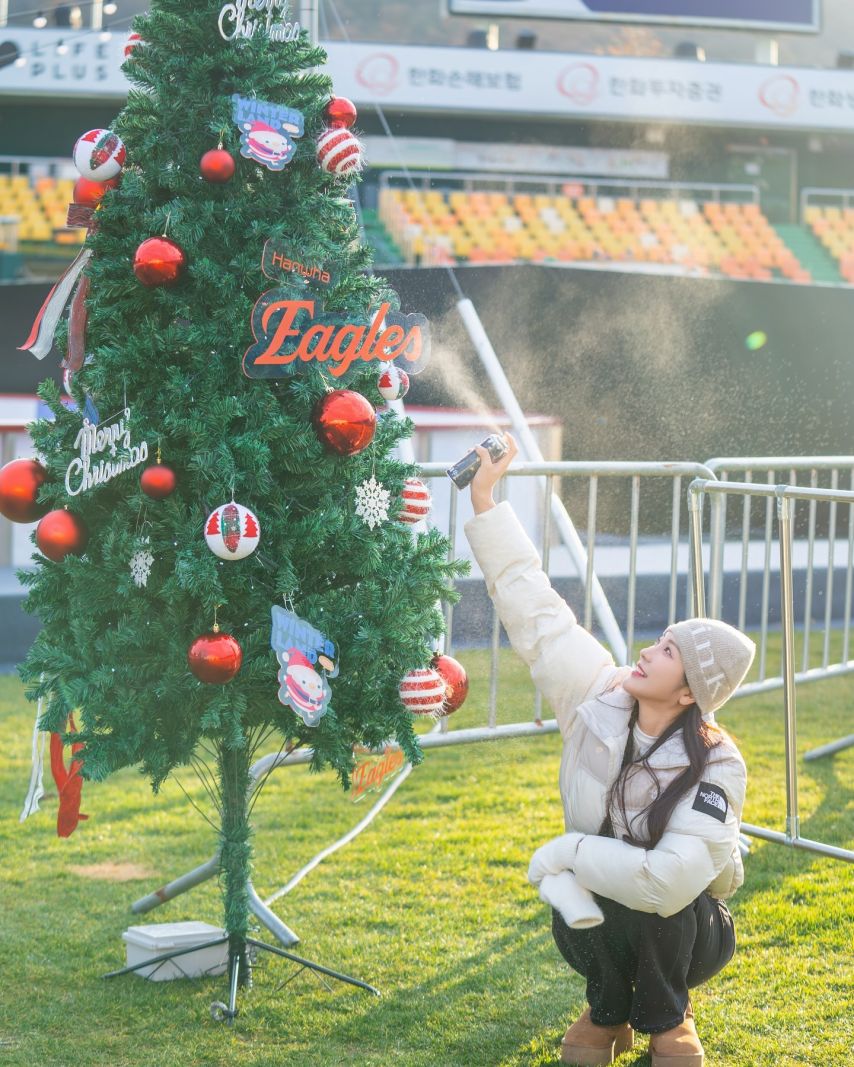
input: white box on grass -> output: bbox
[122,921,229,981]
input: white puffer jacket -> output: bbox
[465,501,747,918]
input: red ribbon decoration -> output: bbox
[64,272,90,374]
[49,713,88,838]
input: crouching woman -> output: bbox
[464,434,754,1067]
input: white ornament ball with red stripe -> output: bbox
[399,666,446,716]
[316,127,364,176]
[204,501,261,561]
[73,128,126,181]
[397,477,431,525]
[378,365,410,402]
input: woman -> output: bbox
[464,434,754,1067]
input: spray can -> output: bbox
[446,433,509,490]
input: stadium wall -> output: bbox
[3,266,852,461]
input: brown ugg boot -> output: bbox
[649,1000,704,1066]
[560,1006,634,1066]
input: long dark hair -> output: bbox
[600,700,725,849]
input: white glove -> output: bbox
[539,871,604,929]
[527,832,584,886]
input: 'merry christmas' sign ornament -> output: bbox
[218,0,300,43]
[65,409,149,497]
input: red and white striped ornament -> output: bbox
[378,365,410,402]
[124,32,143,59]
[316,127,364,176]
[399,667,446,716]
[397,478,431,525]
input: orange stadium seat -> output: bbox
[338,183,819,282]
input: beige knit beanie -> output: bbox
[668,618,756,714]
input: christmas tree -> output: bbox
[18,0,465,986]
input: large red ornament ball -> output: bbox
[316,127,364,176]
[35,509,88,562]
[188,630,243,684]
[133,237,186,287]
[432,654,469,716]
[313,390,376,456]
[72,128,126,181]
[398,478,432,525]
[399,667,446,716]
[139,463,177,499]
[0,458,48,523]
[73,176,119,207]
[200,148,235,183]
[323,96,358,129]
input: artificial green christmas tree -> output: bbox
[19,0,465,995]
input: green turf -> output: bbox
[0,637,851,1066]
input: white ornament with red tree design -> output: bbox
[204,501,261,560]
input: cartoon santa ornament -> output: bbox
[232,94,304,172]
[276,647,332,727]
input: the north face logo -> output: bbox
[692,781,728,823]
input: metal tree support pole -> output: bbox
[455,297,628,664]
[777,492,801,844]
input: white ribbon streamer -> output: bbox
[19,694,47,822]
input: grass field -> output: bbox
[1,640,852,1067]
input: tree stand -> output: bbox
[103,926,380,1024]
[103,747,380,1019]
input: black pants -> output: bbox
[551,891,736,1035]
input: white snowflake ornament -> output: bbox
[129,543,155,588]
[355,476,391,530]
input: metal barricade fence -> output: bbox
[418,460,716,744]
[131,458,853,921]
[689,477,854,863]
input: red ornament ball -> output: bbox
[399,667,446,716]
[200,148,235,183]
[133,236,186,287]
[73,176,119,207]
[35,509,88,562]
[188,630,242,684]
[323,96,358,129]
[139,463,177,499]
[432,654,469,716]
[0,458,49,523]
[398,477,432,525]
[313,390,376,456]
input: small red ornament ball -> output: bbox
[323,96,358,129]
[139,463,177,499]
[188,630,242,684]
[73,176,119,207]
[432,654,469,716]
[36,509,88,562]
[313,390,376,456]
[133,236,186,287]
[200,148,235,183]
[0,458,48,523]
